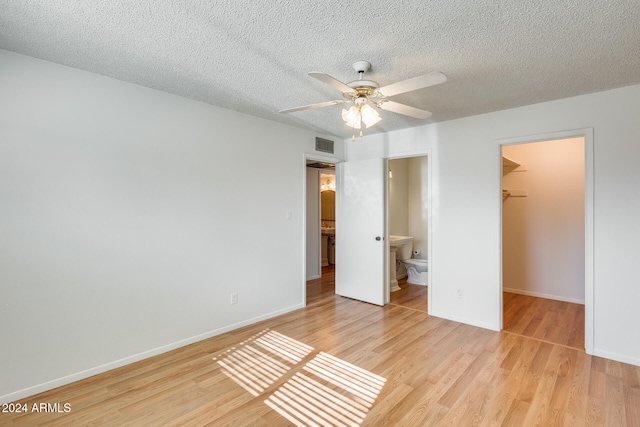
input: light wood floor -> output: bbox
[4,269,639,426]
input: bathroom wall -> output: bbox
[389,157,428,253]
[408,156,428,259]
[0,49,344,402]
[502,138,585,303]
[389,158,409,236]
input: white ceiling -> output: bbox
[2,1,639,139]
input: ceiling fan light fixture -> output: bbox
[342,104,381,129]
[360,104,381,128]
[342,106,362,129]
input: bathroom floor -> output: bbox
[389,278,428,312]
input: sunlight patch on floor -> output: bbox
[213,329,313,396]
[265,352,386,426]
[213,330,386,426]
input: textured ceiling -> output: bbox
[2,1,639,139]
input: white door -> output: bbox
[336,158,387,306]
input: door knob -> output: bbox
[375,236,382,241]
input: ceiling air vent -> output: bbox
[315,137,334,154]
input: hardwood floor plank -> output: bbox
[606,375,627,426]
[501,399,531,427]
[476,338,543,426]
[586,395,607,426]
[521,344,566,426]
[542,346,577,426]
[515,341,552,404]
[624,386,640,427]
[564,350,591,426]
[621,362,640,389]
[589,369,607,400]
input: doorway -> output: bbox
[501,136,587,349]
[305,157,388,307]
[387,155,430,313]
[305,158,338,304]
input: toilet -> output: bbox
[402,258,428,285]
[389,235,428,287]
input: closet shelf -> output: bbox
[502,156,520,168]
[502,156,527,172]
[502,189,527,198]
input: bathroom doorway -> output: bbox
[388,155,430,313]
[501,136,587,349]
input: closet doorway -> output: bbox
[501,136,586,349]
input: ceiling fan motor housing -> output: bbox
[344,82,380,103]
[352,60,371,74]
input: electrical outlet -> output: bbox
[231,292,238,305]
[456,289,464,299]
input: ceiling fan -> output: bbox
[280,61,446,139]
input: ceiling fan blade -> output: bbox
[309,72,355,93]
[379,101,432,119]
[378,71,447,97]
[279,100,345,114]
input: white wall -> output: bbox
[306,168,321,280]
[0,49,344,402]
[347,84,640,367]
[502,139,585,303]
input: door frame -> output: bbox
[497,128,594,354]
[388,152,433,314]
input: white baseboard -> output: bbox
[306,274,321,280]
[592,348,640,368]
[407,280,427,286]
[0,303,304,404]
[503,287,585,305]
